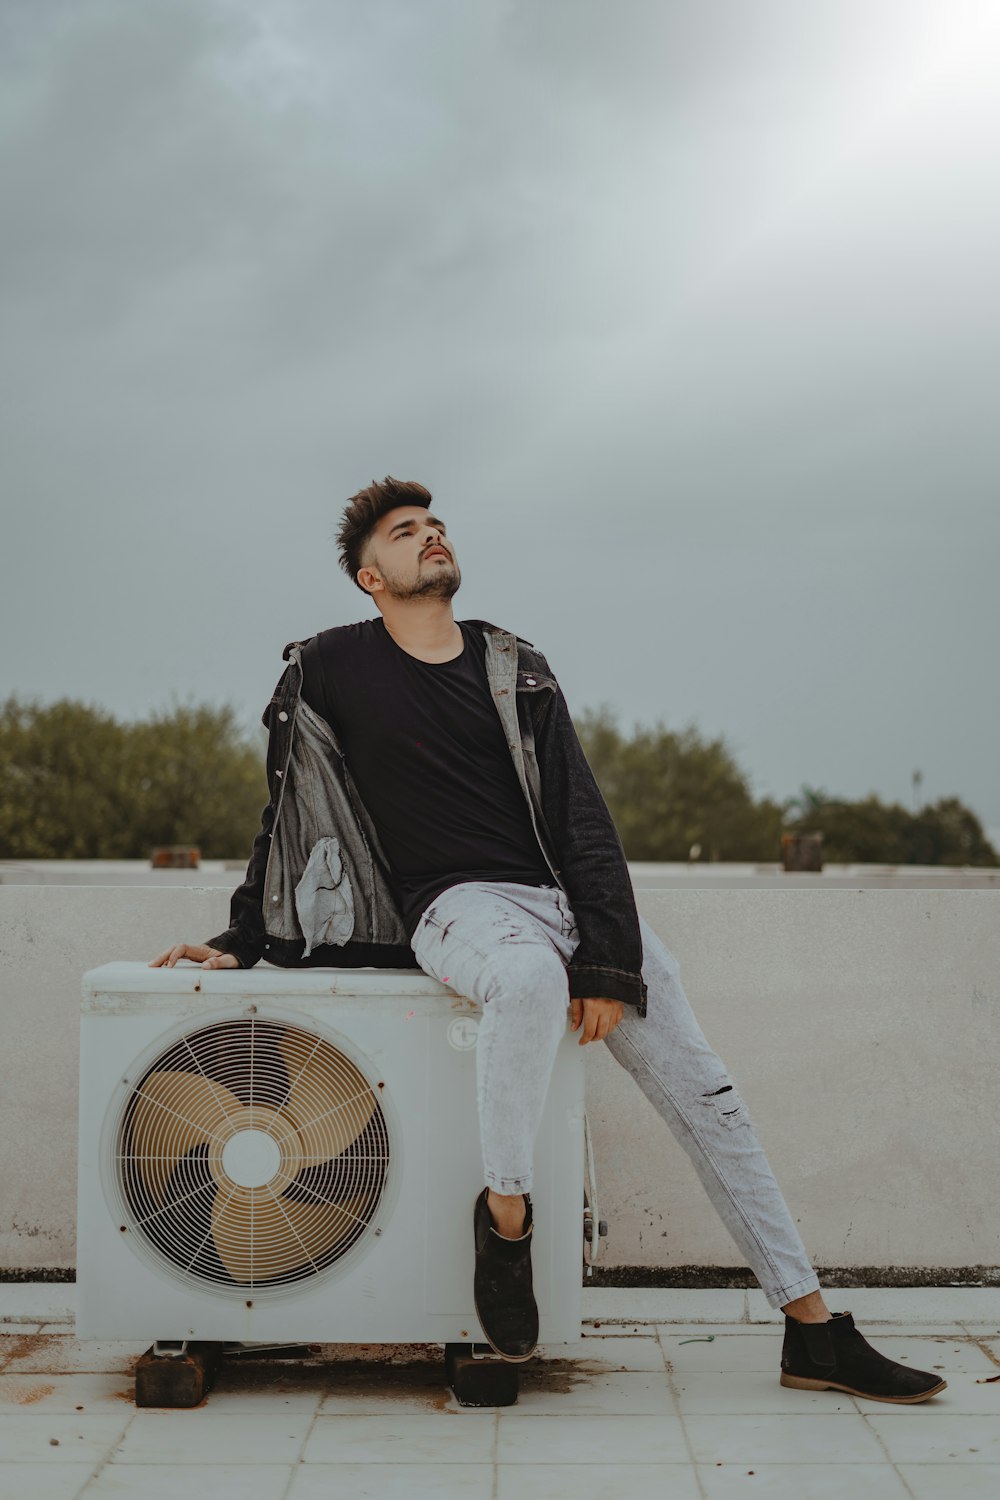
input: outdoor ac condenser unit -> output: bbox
[77,961,585,1351]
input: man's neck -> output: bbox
[380,603,463,663]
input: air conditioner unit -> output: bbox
[77,962,586,1360]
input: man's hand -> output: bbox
[569,996,625,1045]
[148,944,239,970]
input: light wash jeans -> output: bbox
[410,879,820,1309]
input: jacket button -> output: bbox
[271,895,279,903]
[278,711,288,722]
[525,677,536,685]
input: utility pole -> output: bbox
[912,768,923,812]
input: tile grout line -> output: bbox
[969,1334,1000,1369]
[72,1442,121,1500]
[276,1387,322,1500]
[76,1388,138,1498]
[657,1325,708,1500]
[490,1408,499,1500]
[849,1393,919,1500]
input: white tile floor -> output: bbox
[2,1286,999,1500]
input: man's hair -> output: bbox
[336,476,434,593]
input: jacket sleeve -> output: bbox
[532,658,648,1015]
[203,676,287,970]
[202,802,272,970]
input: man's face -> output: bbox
[359,506,462,602]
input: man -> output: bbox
[152,476,943,1403]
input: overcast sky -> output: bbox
[2,0,998,832]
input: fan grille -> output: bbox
[114,1017,390,1291]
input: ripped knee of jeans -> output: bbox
[701,1078,749,1128]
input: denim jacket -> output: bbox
[205,618,648,1015]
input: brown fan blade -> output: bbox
[278,1032,377,1164]
[211,1184,371,1282]
[132,1071,244,1205]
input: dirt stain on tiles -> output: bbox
[211,1356,591,1407]
[0,1377,56,1405]
[1,1332,55,1364]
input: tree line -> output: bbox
[0,695,996,867]
[574,707,998,867]
[0,697,265,860]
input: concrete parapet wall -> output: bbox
[1,885,997,1276]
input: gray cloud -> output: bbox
[2,0,997,829]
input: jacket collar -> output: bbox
[280,617,538,666]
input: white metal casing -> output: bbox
[77,961,585,1344]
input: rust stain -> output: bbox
[0,1377,55,1405]
[519,1363,588,1395]
[2,1332,55,1363]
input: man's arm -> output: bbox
[199,797,275,969]
[531,659,648,1015]
[150,665,290,972]
[149,798,272,969]
[200,668,293,969]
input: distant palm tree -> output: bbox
[783,784,831,821]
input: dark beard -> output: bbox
[384,562,462,602]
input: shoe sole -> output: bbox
[472,1292,538,1364]
[780,1372,948,1403]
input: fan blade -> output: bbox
[132,1071,244,1205]
[150,1145,229,1283]
[278,1032,377,1163]
[211,1185,371,1282]
[282,1111,386,1206]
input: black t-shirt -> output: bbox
[298,618,552,940]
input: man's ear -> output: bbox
[357,567,382,595]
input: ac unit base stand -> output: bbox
[445,1342,520,1406]
[135,1342,223,1408]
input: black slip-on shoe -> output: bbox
[473,1187,539,1363]
[780,1311,948,1403]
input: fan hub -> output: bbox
[220,1129,282,1189]
[208,1105,303,1189]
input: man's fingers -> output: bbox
[570,998,583,1031]
[148,943,231,969]
[574,998,626,1044]
[604,1004,624,1041]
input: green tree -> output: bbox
[0,696,266,860]
[0,698,129,859]
[784,789,999,866]
[574,705,784,861]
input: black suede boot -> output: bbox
[781,1312,947,1403]
[473,1187,539,1362]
